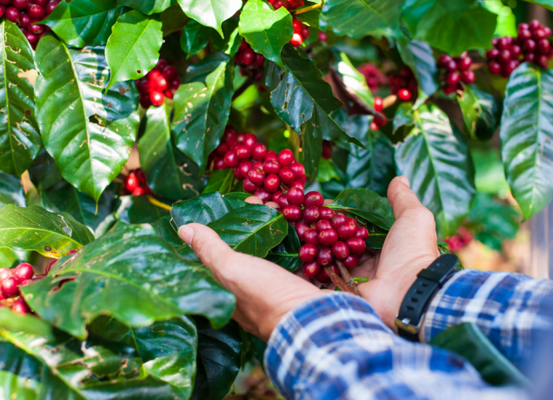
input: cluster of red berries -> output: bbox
[268,0,304,11]
[235,40,265,82]
[0,263,36,314]
[212,127,307,200]
[293,194,368,284]
[438,52,476,94]
[267,0,309,47]
[123,169,153,197]
[487,20,552,78]
[135,59,181,108]
[0,0,59,47]
[358,63,387,92]
[370,96,386,131]
[388,67,417,102]
[443,227,472,252]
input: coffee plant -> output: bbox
[0,0,550,398]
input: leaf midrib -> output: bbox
[2,22,16,175]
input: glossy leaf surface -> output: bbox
[177,0,243,37]
[116,0,172,15]
[397,39,439,99]
[181,20,211,56]
[0,172,25,210]
[458,85,501,141]
[266,222,302,272]
[171,192,249,227]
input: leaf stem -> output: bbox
[293,2,323,15]
[146,195,172,211]
[324,265,359,295]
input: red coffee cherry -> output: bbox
[264,174,280,192]
[223,128,237,143]
[355,227,369,240]
[25,32,39,46]
[5,7,20,22]
[332,241,350,260]
[278,149,295,167]
[343,255,358,269]
[316,269,331,284]
[331,214,347,230]
[233,167,243,180]
[299,244,318,262]
[243,133,257,148]
[254,188,272,202]
[398,89,411,101]
[1,277,20,298]
[457,57,472,70]
[287,187,304,205]
[278,167,295,185]
[251,143,267,160]
[12,0,28,10]
[132,187,145,196]
[0,268,11,281]
[278,193,290,208]
[264,159,281,174]
[460,70,475,84]
[223,151,239,168]
[319,207,336,221]
[290,163,306,180]
[14,263,34,282]
[302,205,321,224]
[241,48,256,65]
[248,168,266,186]
[346,237,366,254]
[319,229,338,247]
[290,181,304,191]
[264,150,278,161]
[295,221,310,241]
[242,178,259,194]
[445,72,460,86]
[235,145,251,161]
[304,228,319,245]
[11,298,31,315]
[272,190,283,203]
[290,33,303,47]
[316,220,332,232]
[150,90,165,106]
[317,247,333,266]
[303,262,321,280]
[304,191,324,207]
[374,96,383,112]
[238,161,253,179]
[283,205,302,221]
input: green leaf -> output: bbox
[0,205,94,258]
[266,222,302,272]
[329,188,395,231]
[127,195,170,224]
[320,0,403,38]
[239,0,293,67]
[171,191,249,227]
[458,85,501,141]
[207,204,288,258]
[23,224,235,338]
[177,0,243,37]
[202,169,235,194]
[0,309,53,340]
[27,149,63,191]
[43,0,123,48]
[397,39,439,99]
[522,0,553,11]
[0,248,18,268]
[395,104,476,237]
[191,318,241,400]
[336,52,373,108]
[0,21,41,176]
[181,20,211,56]
[471,146,510,196]
[139,103,202,201]
[35,36,140,202]
[0,342,42,398]
[499,63,553,220]
[0,172,25,210]
[317,158,340,183]
[106,10,164,88]
[401,0,497,55]
[466,193,521,252]
[210,18,241,56]
[116,0,172,14]
[40,180,117,233]
[151,216,182,247]
[172,53,235,172]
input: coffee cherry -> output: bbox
[303,262,321,279]
[264,150,278,161]
[524,39,536,52]
[460,70,476,84]
[243,133,257,148]
[5,7,20,22]
[355,227,369,240]
[438,54,453,67]
[524,52,535,63]
[331,214,347,230]
[150,90,165,106]
[299,244,318,262]
[12,0,27,9]
[343,255,358,269]
[337,218,357,240]
[319,207,335,221]
[28,4,44,19]
[264,159,281,174]
[497,36,512,49]
[283,205,302,221]
[254,188,272,203]
[529,19,541,31]
[254,53,265,69]
[247,167,265,186]
[234,166,244,180]
[332,241,350,260]
[502,59,519,77]
[518,29,532,41]
[1,277,19,298]
[443,59,457,72]
[25,32,38,46]
[544,27,552,37]
[278,167,295,185]
[315,220,332,232]
[445,72,460,85]
[295,221,309,241]
[536,54,549,68]
[285,187,303,206]
[213,158,226,170]
[304,191,324,207]
[251,143,267,160]
[290,181,304,191]
[442,85,457,95]
[290,163,306,180]
[234,145,250,161]
[346,237,366,254]
[241,178,258,195]
[374,96,383,112]
[242,48,255,66]
[223,151,239,168]
[0,6,5,18]
[277,193,290,208]
[0,268,11,281]
[223,128,237,143]
[278,149,295,167]
[302,205,321,224]
[317,247,333,266]
[538,38,550,54]
[272,190,283,203]
[319,229,338,247]
[14,263,33,282]
[11,298,31,315]
[457,57,472,70]
[264,174,280,192]
[316,269,331,284]
[498,49,511,62]
[290,33,303,47]
[486,49,499,59]
[132,187,145,196]
[533,28,546,40]
[398,89,411,101]
[237,161,252,179]
[510,44,522,58]
[488,61,501,75]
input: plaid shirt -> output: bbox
[264,269,553,400]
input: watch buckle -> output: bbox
[395,314,425,335]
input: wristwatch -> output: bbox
[395,254,459,342]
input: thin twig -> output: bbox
[232,77,254,100]
[293,2,323,15]
[335,261,360,295]
[324,266,359,295]
[146,195,172,211]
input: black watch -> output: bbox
[395,254,459,342]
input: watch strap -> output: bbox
[396,254,459,342]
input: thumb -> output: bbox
[387,176,428,219]
[178,223,235,270]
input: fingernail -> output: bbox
[178,225,195,245]
[399,176,410,188]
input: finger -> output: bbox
[178,223,235,270]
[245,196,264,205]
[387,176,426,219]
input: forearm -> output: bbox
[423,269,553,369]
[264,292,527,400]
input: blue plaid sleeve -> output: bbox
[423,269,553,369]
[264,292,527,400]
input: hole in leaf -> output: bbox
[137,70,142,74]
